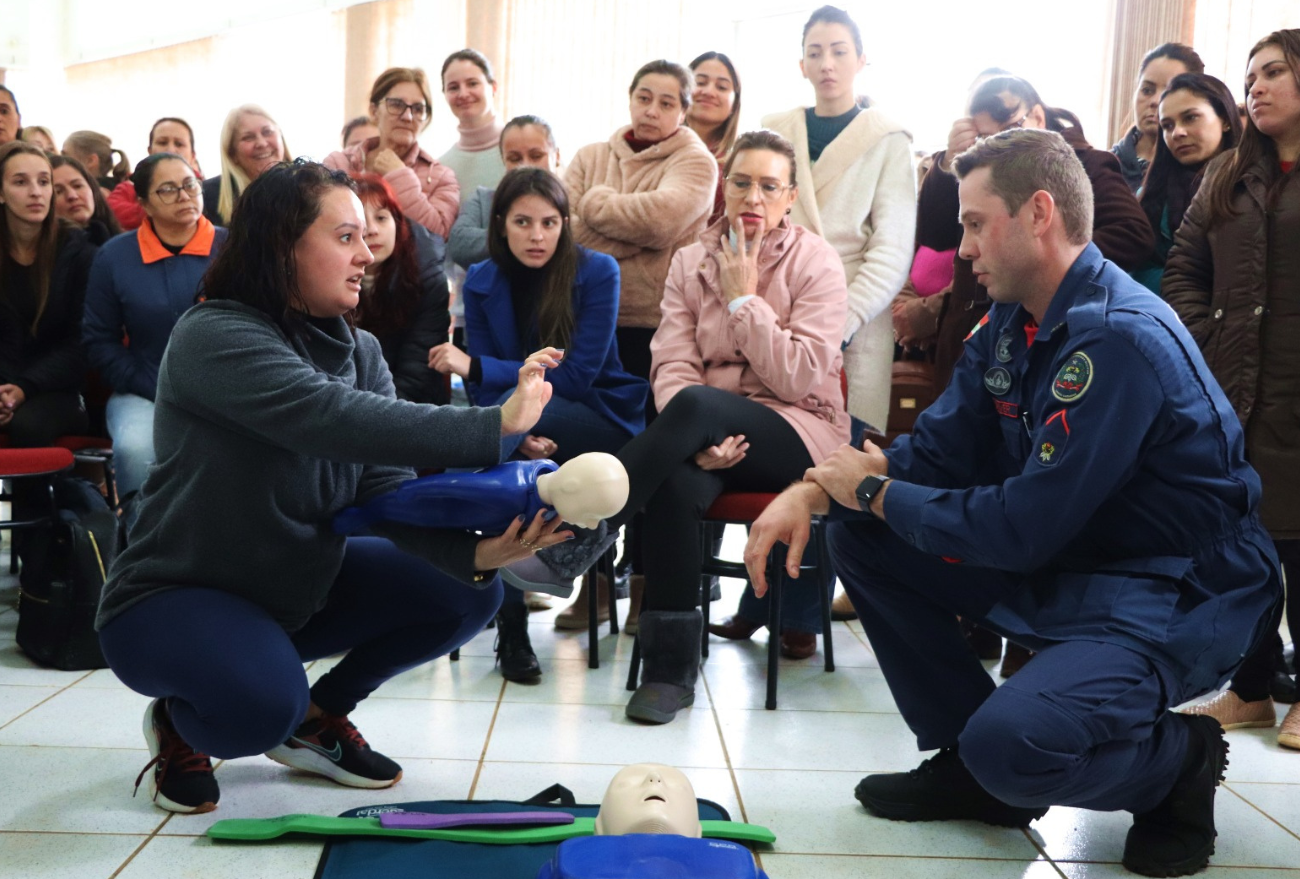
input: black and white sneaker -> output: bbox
[135,698,220,814]
[264,713,402,789]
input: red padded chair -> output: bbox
[0,446,76,575]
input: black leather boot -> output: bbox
[494,601,541,683]
[1122,714,1228,877]
[626,610,702,725]
[854,746,1048,827]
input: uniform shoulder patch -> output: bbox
[964,313,990,341]
[1052,351,1093,403]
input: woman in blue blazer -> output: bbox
[429,167,647,682]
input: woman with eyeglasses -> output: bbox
[325,67,459,239]
[505,131,849,724]
[107,117,203,232]
[82,153,226,499]
[203,104,290,226]
[439,49,508,199]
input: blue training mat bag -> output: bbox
[536,835,769,879]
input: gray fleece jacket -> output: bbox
[96,300,503,632]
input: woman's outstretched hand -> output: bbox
[499,347,562,437]
[474,508,571,571]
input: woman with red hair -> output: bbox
[351,173,450,405]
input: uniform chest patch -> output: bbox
[996,333,1014,362]
[984,367,1012,396]
[1052,352,1093,403]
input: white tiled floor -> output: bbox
[1,538,1297,879]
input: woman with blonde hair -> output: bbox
[325,67,459,238]
[19,125,55,153]
[201,104,289,226]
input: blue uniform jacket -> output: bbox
[463,248,647,437]
[82,223,228,401]
[878,243,1281,694]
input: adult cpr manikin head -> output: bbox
[593,763,702,837]
[535,452,628,530]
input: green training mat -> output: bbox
[207,813,776,845]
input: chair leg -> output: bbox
[699,524,712,659]
[449,649,460,662]
[626,634,641,691]
[766,543,786,710]
[586,567,600,670]
[815,522,835,673]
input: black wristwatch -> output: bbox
[855,475,892,515]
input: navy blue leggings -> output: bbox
[99,537,502,759]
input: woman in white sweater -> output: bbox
[715,4,916,645]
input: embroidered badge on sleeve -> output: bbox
[1052,352,1093,403]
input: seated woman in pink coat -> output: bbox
[324,67,459,238]
[507,130,849,725]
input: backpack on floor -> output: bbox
[16,476,120,671]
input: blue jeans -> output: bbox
[99,537,502,759]
[105,392,156,496]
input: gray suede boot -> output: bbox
[626,610,703,725]
[501,522,618,597]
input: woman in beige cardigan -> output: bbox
[560,58,717,628]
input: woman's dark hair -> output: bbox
[488,167,578,352]
[200,160,356,337]
[441,48,496,85]
[149,117,195,150]
[968,76,1089,146]
[64,129,131,184]
[48,153,123,238]
[722,130,798,186]
[689,51,743,157]
[0,142,60,332]
[628,60,692,112]
[349,172,422,335]
[129,151,196,202]
[500,115,557,156]
[802,5,863,56]
[1139,43,1205,77]
[1204,28,1300,225]
[341,116,372,147]
[1139,73,1241,235]
[0,85,19,117]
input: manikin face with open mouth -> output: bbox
[594,763,702,837]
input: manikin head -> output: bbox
[594,763,701,837]
[535,453,629,530]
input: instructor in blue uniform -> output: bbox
[743,129,1281,878]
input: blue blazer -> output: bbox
[462,248,647,437]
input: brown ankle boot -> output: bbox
[555,574,611,630]
[624,575,645,635]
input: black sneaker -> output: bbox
[854,747,1047,827]
[265,713,402,788]
[495,602,542,683]
[135,698,219,814]
[1122,715,1228,877]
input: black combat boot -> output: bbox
[1122,714,1228,877]
[494,601,541,683]
[854,746,1048,827]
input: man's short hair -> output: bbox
[952,129,1093,245]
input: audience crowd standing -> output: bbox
[0,8,1296,874]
